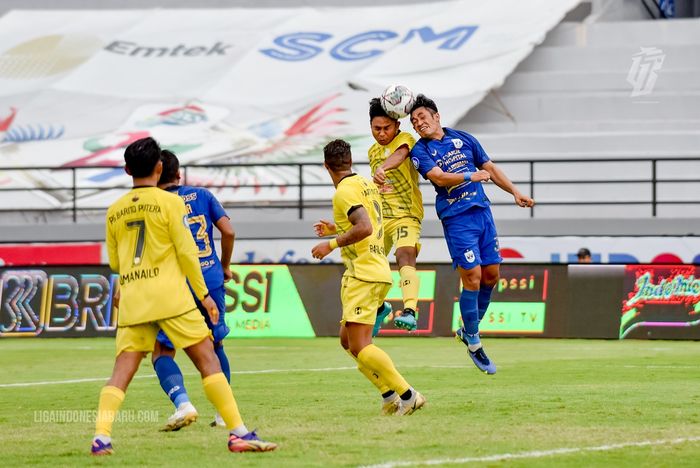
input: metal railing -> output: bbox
[0,156,698,222]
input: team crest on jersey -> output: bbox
[464,249,476,263]
[411,157,419,169]
[452,139,463,149]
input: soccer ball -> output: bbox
[380,84,415,120]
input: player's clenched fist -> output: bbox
[313,219,337,237]
[514,191,535,208]
[373,166,387,185]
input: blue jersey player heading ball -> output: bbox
[154,150,236,431]
[409,95,535,375]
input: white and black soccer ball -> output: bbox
[380,84,415,120]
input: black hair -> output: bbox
[158,149,180,185]
[369,97,394,121]
[323,139,352,172]
[124,137,161,178]
[577,248,591,258]
[410,94,439,115]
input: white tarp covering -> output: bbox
[0,1,579,208]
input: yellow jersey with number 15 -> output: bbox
[332,174,392,284]
[106,186,208,326]
[367,131,423,220]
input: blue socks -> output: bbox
[214,342,231,383]
[153,356,189,408]
[478,285,494,321]
[153,344,230,411]
[459,289,480,345]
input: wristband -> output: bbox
[463,171,474,181]
[329,238,339,250]
[202,292,210,301]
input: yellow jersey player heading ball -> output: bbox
[369,96,424,333]
[312,139,425,416]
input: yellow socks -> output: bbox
[202,372,243,430]
[95,386,125,438]
[399,266,419,311]
[357,344,410,395]
[346,349,391,394]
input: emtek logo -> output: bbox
[260,25,478,62]
[105,41,232,57]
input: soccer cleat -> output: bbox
[372,302,392,337]
[228,431,278,452]
[396,391,426,416]
[161,402,198,432]
[455,329,497,375]
[210,413,226,428]
[381,393,401,415]
[394,308,417,331]
[90,438,113,456]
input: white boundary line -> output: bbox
[359,436,700,468]
[0,366,356,388]
[0,364,470,388]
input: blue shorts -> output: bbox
[157,285,229,349]
[441,206,503,270]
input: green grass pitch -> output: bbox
[1,337,699,467]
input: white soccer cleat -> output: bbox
[160,402,198,432]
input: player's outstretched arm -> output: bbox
[313,219,337,237]
[311,207,372,260]
[373,145,410,185]
[481,161,535,208]
[215,216,235,281]
[425,166,490,187]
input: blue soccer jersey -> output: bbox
[165,185,229,289]
[410,128,491,220]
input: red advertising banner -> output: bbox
[0,243,102,266]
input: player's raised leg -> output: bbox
[393,245,420,331]
[152,335,198,432]
[455,265,496,375]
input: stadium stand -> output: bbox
[0,0,698,239]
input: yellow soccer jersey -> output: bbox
[367,131,423,220]
[106,186,208,326]
[332,174,392,284]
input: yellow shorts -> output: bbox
[115,308,211,356]
[383,217,422,256]
[340,276,391,326]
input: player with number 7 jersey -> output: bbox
[106,183,207,326]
